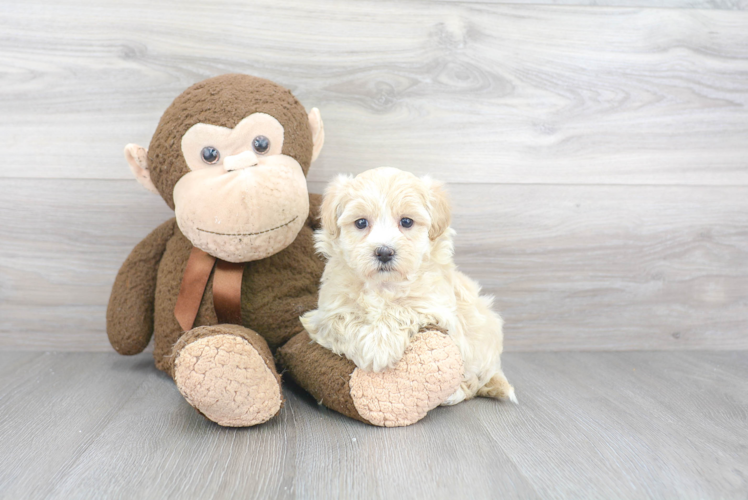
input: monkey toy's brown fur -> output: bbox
[107,74,463,427]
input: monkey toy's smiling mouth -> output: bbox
[173,156,310,263]
[196,216,299,237]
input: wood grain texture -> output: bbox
[0,179,173,350]
[1,1,747,185]
[1,0,746,351]
[1,179,745,351]
[0,351,745,499]
[455,183,748,351]
[0,352,152,499]
[440,0,748,9]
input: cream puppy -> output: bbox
[301,167,516,405]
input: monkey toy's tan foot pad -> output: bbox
[349,330,463,427]
[278,329,463,428]
[172,325,282,427]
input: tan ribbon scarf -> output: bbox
[174,247,244,331]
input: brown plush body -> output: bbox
[145,203,323,374]
[106,74,463,427]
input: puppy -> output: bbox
[301,167,516,405]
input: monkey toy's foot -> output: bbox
[172,324,283,427]
[279,329,463,427]
[349,329,464,426]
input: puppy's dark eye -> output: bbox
[252,135,270,155]
[400,218,414,228]
[355,219,368,230]
[201,146,220,164]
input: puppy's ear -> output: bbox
[423,176,451,240]
[320,174,354,238]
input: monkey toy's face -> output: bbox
[124,74,325,263]
[173,112,309,262]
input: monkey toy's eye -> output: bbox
[355,219,368,230]
[201,146,220,164]
[252,135,270,155]
[400,218,414,228]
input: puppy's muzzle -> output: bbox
[374,246,395,264]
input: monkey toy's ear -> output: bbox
[124,143,159,194]
[308,108,325,162]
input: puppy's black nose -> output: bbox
[375,246,395,263]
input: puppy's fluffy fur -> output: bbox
[301,167,516,405]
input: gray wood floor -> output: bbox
[1,350,745,499]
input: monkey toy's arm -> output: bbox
[107,218,177,355]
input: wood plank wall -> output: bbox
[1,0,746,351]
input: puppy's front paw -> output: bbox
[347,350,399,373]
[346,324,410,372]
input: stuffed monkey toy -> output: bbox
[107,74,463,427]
